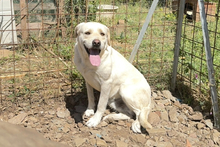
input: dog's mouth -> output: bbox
[84,45,101,66]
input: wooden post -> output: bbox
[85,0,89,22]
[20,0,28,40]
[59,0,66,38]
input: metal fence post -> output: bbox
[171,0,185,91]
[128,0,159,63]
[198,0,220,130]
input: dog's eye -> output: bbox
[100,33,105,36]
[85,32,90,35]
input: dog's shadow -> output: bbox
[64,91,149,135]
[64,91,100,123]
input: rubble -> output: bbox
[0,90,219,147]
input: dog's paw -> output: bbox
[84,109,95,117]
[86,114,102,128]
[131,120,141,133]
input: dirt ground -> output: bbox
[0,86,220,147]
[0,49,13,58]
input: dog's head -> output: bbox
[74,22,110,66]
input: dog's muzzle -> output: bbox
[84,39,101,66]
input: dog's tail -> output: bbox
[139,106,152,129]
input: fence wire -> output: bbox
[0,0,177,109]
[177,0,220,112]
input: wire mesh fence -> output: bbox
[0,0,177,109]
[176,0,220,112]
[0,0,219,115]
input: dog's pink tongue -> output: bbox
[89,49,100,66]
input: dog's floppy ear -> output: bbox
[106,27,111,46]
[74,23,85,37]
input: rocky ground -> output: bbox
[0,90,220,147]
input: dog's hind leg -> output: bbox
[103,113,131,122]
[119,84,152,133]
[103,98,134,122]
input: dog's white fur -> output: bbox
[74,22,152,133]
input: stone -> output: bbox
[118,120,125,126]
[204,119,213,129]
[196,122,205,129]
[173,101,182,108]
[102,136,112,143]
[0,121,69,147]
[62,124,70,133]
[54,133,62,139]
[8,113,28,124]
[48,110,56,115]
[116,126,122,130]
[156,99,171,106]
[157,142,173,147]
[129,135,138,143]
[147,128,167,136]
[170,138,183,146]
[152,92,157,99]
[182,104,194,114]
[156,102,165,109]
[7,113,15,119]
[89,138,96,145]
[136,134,147,144]
[167,130,176,137]
[56,107,70,119]
[207,139,215,147]
[145,139,157,147]
[188,112,203,121]
[212,129,220,145]
[157,91,163,96]
[100,130,108,136]
[52,119,63,126]
[115,140,128,147]
[161,111,169,121]
[148,112,160,126]
[77,122,84,128]
[97,138,107,147]
[28,116,38,123]
[178,114,187,124]
[73,137,86,147]
[99,121,108,127]
[168,107,179,122]
[151,100,156,109]
[202,129,211,139]
[189,132,197,138]
[162,90,176,101]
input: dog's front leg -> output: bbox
[86,83,110,128]
[84,82,96,117]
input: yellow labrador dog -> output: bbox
[74,22,152,133]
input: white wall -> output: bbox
[0,0,18,47]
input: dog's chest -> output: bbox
[80,63,112,91]
[82,69,102,91]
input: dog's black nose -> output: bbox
[92,39,101,48]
